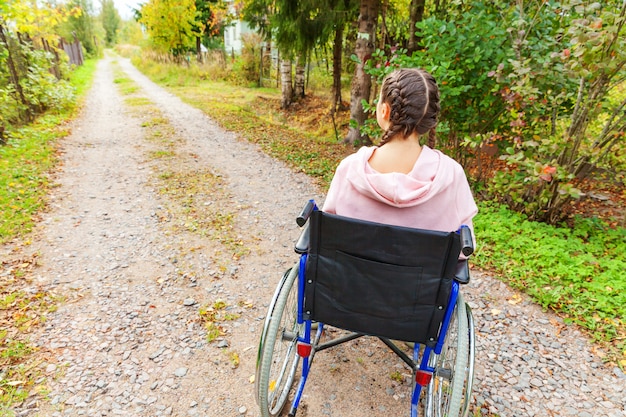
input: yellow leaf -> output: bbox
[249,375,255,384]
[507,294,523,305]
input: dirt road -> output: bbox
[7,55,625,417]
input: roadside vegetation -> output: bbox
[125,54,626,367]
[0,59,97,415]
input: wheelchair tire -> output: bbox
[425,293,470,417]
[461,302,476,417]
[256,266,301,417]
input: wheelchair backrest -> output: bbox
[303,210,462,346]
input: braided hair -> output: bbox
[378,68,440,148]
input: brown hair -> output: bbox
[378,68,440,148]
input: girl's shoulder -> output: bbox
[426,147,465,169]
[339,145,377,166]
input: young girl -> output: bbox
[323,68,477,243]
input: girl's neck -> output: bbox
[368,134,423,174]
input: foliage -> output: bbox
[139,0,200,57]
[368,1,510,152]
[196,0,231,47]
[0,0,79,44]
[0,38,75,123]
[117,19,146,47]
[365,0,625,225]
[57,0,101,57]
[229,33,263,86]
[0,0,81,126]
[473,202,625,362]
[101,0,122,46]
[483,0,626,224]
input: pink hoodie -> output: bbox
[323,145,478,237]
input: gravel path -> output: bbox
[7,55,625,417]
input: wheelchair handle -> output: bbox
[296,200,316,227]
[460,225,474,256]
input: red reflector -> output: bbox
[415,370,433,386]
[297,342,312,358]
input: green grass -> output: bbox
[0,59,97,244]
[474,203,626,362]
[132,58,626,366]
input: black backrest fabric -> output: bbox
[303,211,461,346]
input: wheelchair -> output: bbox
[255,200,475,417]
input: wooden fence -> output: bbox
[59,37,84,66]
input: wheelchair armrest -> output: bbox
[294,223,310,254]
[454,260,471,284]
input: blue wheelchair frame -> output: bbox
[290,255,463,417]
[257,200,474,417]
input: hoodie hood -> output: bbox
[346,146,456,208]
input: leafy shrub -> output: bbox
[228,33,262,86]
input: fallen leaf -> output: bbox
[507,294,522,305]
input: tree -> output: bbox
[489,0,626,223]
[140,0,199,57]
[193,0,230,62]
[407,0,425,54]
[61,0,99,56]
[101,0,121,46]
[344,0,379,145]
[243,0,325,108]
[1,0,77,125]
[325,0,358,118]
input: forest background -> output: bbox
[1,0,625,409]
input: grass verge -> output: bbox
[0,59,97,244]
[131,58,626,367]
[112,67,251,262]
[474,203,626,364]
[0,59,97,415]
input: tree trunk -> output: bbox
[344,0,379,145]
[407,0,425,54]
[196,37,203,63]
[294,57,305,99]
[280,59,293,109]
[331,23,345,113]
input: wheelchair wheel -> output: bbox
[425,293,470,417]
[256,266,302,417]
[461,302,476,417]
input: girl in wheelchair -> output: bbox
[256,68,478,417]
[323,68,477,244]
